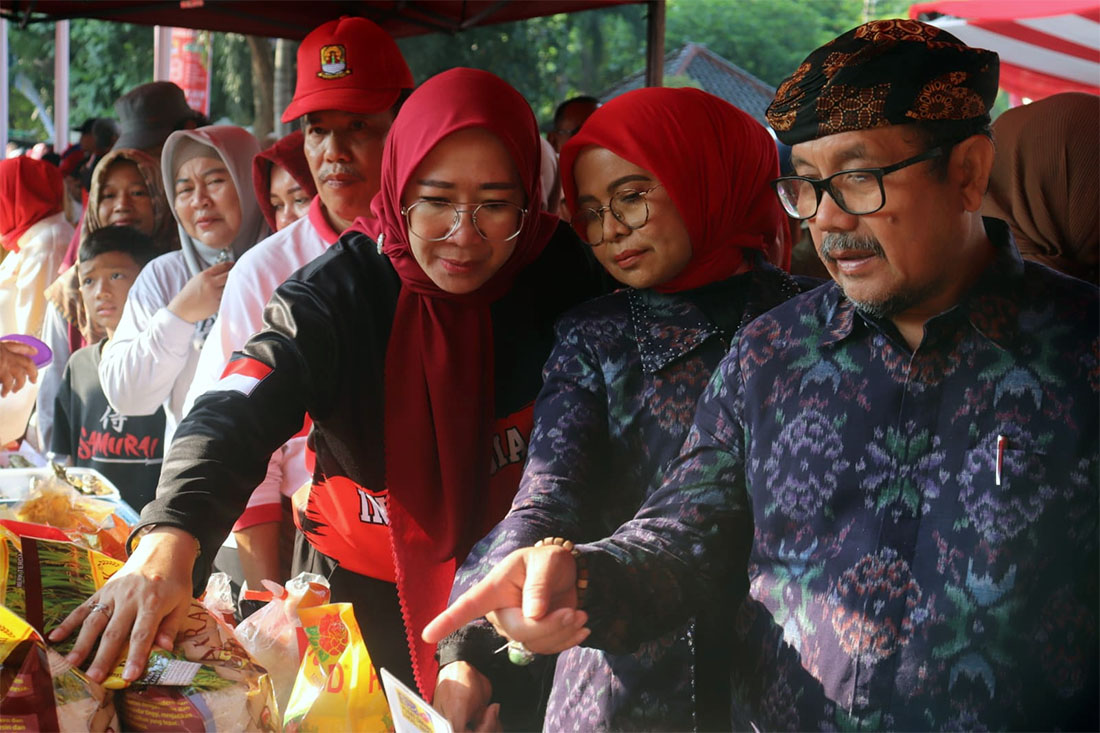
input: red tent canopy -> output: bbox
[909,0,1100,100]
[0,0,640,40]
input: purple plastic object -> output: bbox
[1,334,53,368]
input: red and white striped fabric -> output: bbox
[909,0,1100,101]
[210,356,273,397]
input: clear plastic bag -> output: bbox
[232,572,330,711]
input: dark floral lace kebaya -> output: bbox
[446,265,805,731]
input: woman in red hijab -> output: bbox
[252,130,317,232]
[435,87,808,730]
[0,156,74,339]
[53,68,607,720]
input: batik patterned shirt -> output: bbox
[447,265,807,731]
[579,221,1099,731]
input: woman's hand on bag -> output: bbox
[48,526,198,683]
[434,661,500,732]
[168,261,232,324]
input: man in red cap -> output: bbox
[183,16,413,590]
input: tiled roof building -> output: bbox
[599,43,777,128]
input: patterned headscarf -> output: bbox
[82,147,178,252]
[46,148,178,346]
[767,19,999,145]
[983,93,1099,283]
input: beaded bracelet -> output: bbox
[498,538,590,666]
[533,536,589,607]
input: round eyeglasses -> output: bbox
[401,200,527,242]
[570,184,662,246]
[771,145,947,221]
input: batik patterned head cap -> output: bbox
[766,19,999,145]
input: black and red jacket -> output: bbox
[140,221,608,587]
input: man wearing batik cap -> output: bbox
[183,16,413,592]
[424,19,1099,730]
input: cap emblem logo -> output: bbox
[318,44,351,79]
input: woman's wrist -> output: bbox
[533,537,589,607]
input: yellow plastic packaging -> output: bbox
[283,603,391,732]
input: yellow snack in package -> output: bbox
[283,603,392,732]
[10,476,133,561]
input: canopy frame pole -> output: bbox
[645,0,666,88]
[1,19,8,156]
[53,20,69,152]
[154,25,173,81]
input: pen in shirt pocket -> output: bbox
[995,434,1007,487]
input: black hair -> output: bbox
[391,88,414,117]
[79,226,158,269]
[41,152,62,167]
[553,95,600,127]
[92,118,120,151]
[905,118,993,179]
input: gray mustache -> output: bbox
[820,233,885,261]
[320,166,364,180]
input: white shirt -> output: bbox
[98,250,200,447]
[34,302,72,451]
[184,198,340,526]
[0,212,73,448]
[0,212,73,338]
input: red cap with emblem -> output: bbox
[281,16,414,123]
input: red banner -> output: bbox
[169,28,211,116]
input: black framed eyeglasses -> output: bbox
[771,146,947,221]
[401,200,527,242]
[569,184,663,246]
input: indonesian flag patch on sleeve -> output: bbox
[211,356,274,397]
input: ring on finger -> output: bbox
[88,602,113,620]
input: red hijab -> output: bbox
[251,130,318,231]
[560,87,790,288]
[0,157,65,252]
[364,67,558,696]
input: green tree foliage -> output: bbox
[68,20,154,120]
[7,22,53,142]
[6,20,256,145]
[397,4,647,126]
[664,0,864,86]
[7,20,152,142]
[209,31,255,126]
[8,1,907,142]
[395,0,876,125]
